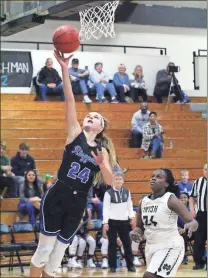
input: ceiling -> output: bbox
[131,1,207,9]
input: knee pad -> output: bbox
[86,235,96,254]
[77,237,86,256]
[69,235,78,255]
[31,244,55,267]
[100,238,108,255]
[132,240,139,252]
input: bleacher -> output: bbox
[0,93,207,269]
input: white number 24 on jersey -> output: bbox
[67,162,90,184]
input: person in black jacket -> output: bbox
[11,142,42,193]
[37,58,65,101]
[153,62,183,103]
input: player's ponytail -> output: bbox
[94,117,119,186]
[160,168,179,195]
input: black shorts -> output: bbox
[40,179,87,244]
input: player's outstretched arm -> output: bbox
[54,50,82,144]
[168,194,198,237]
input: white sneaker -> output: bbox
[83,95,92,103]
[121,259,127,267]
[133,256,142,267]
[101,258,109,269]
[67,257,82,268]
[77,259,83,268]
[87,258,96,268]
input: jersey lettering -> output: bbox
[67,162,91,184]
[143,215,158,226]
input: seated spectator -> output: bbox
[37,58,65,101]
[11,142,42,190]
[178,192,193,265]
[90,62,119,103]
[113,64,131,103]
[68,209,96,268]
[0,141,17,197]
[69,58,92,103]
[18,170,42,224]
[178,170,193,195]
[131,103,150,148]
[141,112,164,159]
[130,65,148,103]
[153,62,183,103]
[87,186,103,220]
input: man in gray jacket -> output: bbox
[131,103,150,148]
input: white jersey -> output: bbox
[141,192,180,244]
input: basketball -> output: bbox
[53,25,80,53]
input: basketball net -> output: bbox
[79,1,120,41]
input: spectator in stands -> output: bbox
[113,64,131,103]
[69,58,92,103]
[90,62,119,103]
[189,164,207,270]
[67,209,96,268]
[178,192,192,265]
[177,170,193,195]
[87,186,103,220]
[130,65,148,103]
[131,103,150,148]
[11,142,42,191]
[153,62,183,103]
[0,141,17,197]
[37,58,65,101]
[141,112,164,159]
[18,170,42,224]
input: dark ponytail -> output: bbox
[160,168,179,195]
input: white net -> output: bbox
[79,1,120,41]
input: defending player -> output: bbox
[30,50,118,277]
[130,168,198,278]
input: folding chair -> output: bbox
[0,223,24,273]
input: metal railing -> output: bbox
[2,40,167,55]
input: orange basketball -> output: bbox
[53,25,80,53]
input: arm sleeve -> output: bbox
[31,158,36,170]
[90,71,100,83]
[131,113,142,133]
[69,68,80,78]
[156,71,169,85]
[113,73,120,86]
[190,180,197,197]
[11,157,22,176]
[102,192,111,224]
[142,125,154,140]
[19,184,28,202]
[126,74,130,86]
[37,69,46,84]
[127,192,134,218]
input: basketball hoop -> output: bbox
[79,1,120,41]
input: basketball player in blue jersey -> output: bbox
[30,50,118,277]
[130,169,198,278]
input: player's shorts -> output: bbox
[39,179,87,244]
[145,235,184,277]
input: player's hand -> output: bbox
[190,209,196,218]
[54,49,73,69]
[184,223,194,238]
[130,230,143,243]
[91,149,104,165]
[103,224,109,232]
